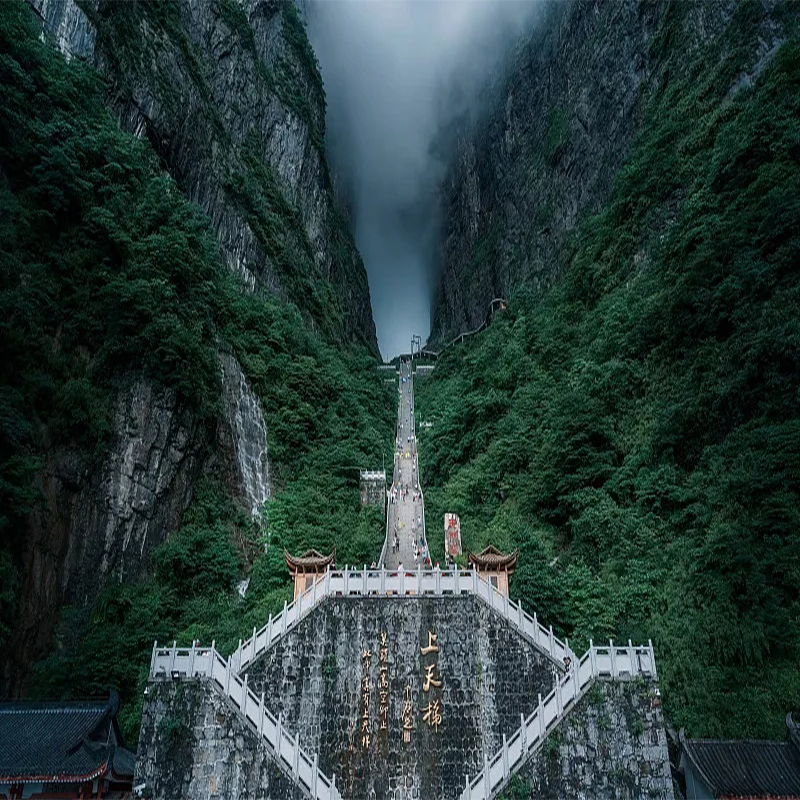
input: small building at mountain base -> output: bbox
[679,713,800,799]
[0,690,135,799]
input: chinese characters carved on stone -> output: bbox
[420,629,443,732]
[402,683,413,743]
[379,631,389,737]
[360,648,372,748]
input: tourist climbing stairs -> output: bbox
[381,359,426,571]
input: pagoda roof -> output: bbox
[468,545,518,570]
[680,719,800,798]
[285,548,336,571]
[0,691,134,783]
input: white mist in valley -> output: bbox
[308,0,540,359]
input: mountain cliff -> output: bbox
[1,0,387,705]
[34,0,376,346]
[418,0,800,739]
[430,0,792,345]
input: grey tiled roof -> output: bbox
[0,696,133,780]
[112,745,136,779]
[683,736,800,798]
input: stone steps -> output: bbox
[459,641,658,800]
[150,643,341,800]
[230,567,575,674]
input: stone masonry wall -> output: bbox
[502,680,674,800]
[135,599,674,800]
[135,680,305,800]
[244,595,559,800]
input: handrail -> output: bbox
[378,437,391,568]
[231,568,573,674]
[459,639,658,800]
[420,298,507,360]
[151,632,655,800]
[150,642,340,800]
[410,367,427,558]
[378,509,389,568]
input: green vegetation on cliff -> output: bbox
[0,2,392,739]
[417,7,800,740]
[78,0,370,348]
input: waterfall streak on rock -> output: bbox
[220,353,270,519]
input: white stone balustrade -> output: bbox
[150,642,341,800]
[378,492,390,568]
[150,589,656,800]
[230,568,574,674]
[460,639,658,800]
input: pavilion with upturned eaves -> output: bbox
[285,548,336,600]
[467,545,518,596]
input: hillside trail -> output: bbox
[381,361,429,570]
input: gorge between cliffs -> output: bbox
[0,0,798,766]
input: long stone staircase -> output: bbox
[459,640,658,799]
[147,357,661,800]
[150,643,342,800]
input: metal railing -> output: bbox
[459,640,658,800]
[422,299,508,360]
[231,567,573,674]
[150,642,341,800]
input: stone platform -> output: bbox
[135,591,673,800]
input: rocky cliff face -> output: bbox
[8,378,207,695]
[5,0,364,694]
[429,0,786,344]
[218,351,271,519]
[30,0,95,59]
[33,0,376,350]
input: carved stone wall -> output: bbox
[243,596,558,800]
[508,680,673,799]
[135,597,673,800]
[136,680,305,800]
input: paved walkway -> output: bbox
[381,361,428,569]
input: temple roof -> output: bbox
[0,691,134,782]
[681,722,800,798]
[468,545,518,570]
[285,548,336,571]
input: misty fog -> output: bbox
[308,1,539,360]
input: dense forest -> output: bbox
[3,0,799,755]
[416,4,800,741]
[0,3,393,740]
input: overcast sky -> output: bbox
[308,1,538,360]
